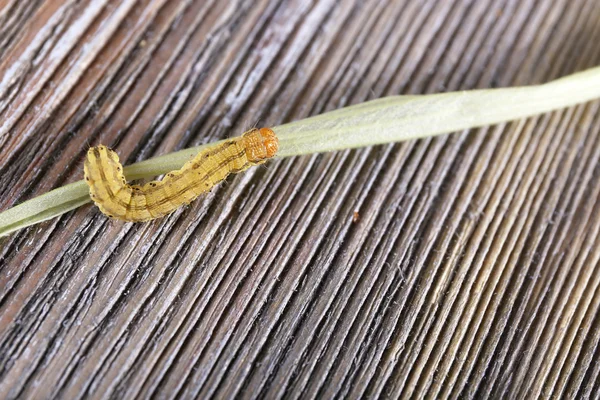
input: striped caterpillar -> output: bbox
[84,127,278,222]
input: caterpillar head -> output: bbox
[243,127,279,163]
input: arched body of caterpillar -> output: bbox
[84,127,278,222]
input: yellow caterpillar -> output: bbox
[84,127,278,222]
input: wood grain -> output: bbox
[0,0,599,398]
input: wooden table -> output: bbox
[1,1,599,398]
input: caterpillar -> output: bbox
[84,127,278,222]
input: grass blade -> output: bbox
[2,66,600,237]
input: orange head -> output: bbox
[243,127,279,163]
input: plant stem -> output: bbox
[2,66,600,237]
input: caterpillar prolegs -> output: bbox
[84,128,278,222]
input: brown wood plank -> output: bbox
[0,0,599,398]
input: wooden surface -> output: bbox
[1,1,599,398]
